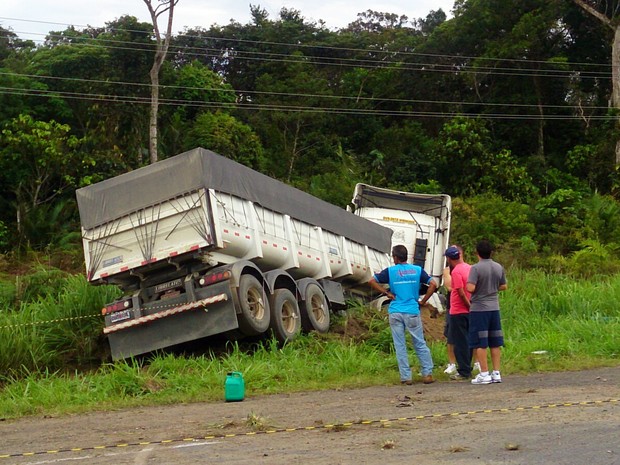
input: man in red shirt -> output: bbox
[444,245,473,380]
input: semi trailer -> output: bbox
[76,147,451,359]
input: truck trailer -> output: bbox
[76,148,451,360]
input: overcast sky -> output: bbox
[1,0,454,42]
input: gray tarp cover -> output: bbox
[76,148,392,252]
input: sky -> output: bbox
[1,0,454,42]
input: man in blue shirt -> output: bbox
[369,244,437,385]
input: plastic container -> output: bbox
[225,371,245,402]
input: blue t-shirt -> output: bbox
[374,263,431,315]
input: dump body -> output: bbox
[76,148,451,359]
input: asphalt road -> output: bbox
[1,366,619,465]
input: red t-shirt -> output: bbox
[449,262,472,315]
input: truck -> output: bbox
[76,148,451,360]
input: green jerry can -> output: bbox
[225,371,245,402]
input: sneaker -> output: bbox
[491,371,502,383]
[400,379,413,385]
[473,362,481,373]
[443,363,457,375]
[421,375,435,384]
[471,373,492,385]
[450,373,469,381]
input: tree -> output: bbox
[143,0,178,163]
[572,0,620,165]
[435,117,535,200]
[27,18,155,164]
[0,115,84,245]
[346,10,409,33]
[251,52,334,182]
[0,26,35,63]
[185,111,265,169]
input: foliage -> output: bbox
[11,266,71,305]
[0,268,618,419]
[0,272,119,376]
[1,4,620,278]
[184,111,266,170]
[532,188,587,253]
[544,239,620,278]
[436,118,536,201]
[449,194,537,264]
[0,115,85,249]
[581,193,620,245]
[0,221,9,253]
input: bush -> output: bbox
[450,194,536,265]
[541,240,620,278]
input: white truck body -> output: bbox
[76,148,451,359]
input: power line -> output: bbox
[0,86,614,121]
[0,17,615,122]
[1,15,613,70]
[0,70,611,112]
[0,30,610,82]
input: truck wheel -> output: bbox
[301,284,330,333]
[269,289,301,343]
[237,274,270,336]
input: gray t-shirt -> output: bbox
[468,258,507,312]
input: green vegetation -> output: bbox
[1,2,620,263]
[0,268,617,420]
[0,270,119,376]
[1,0,620,422]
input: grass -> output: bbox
[0,268,618,420]
[0,273,119,376]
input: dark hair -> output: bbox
[391,245,408,262]
[476,239,493,259]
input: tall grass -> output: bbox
[0,268,618,419]
[498,269,619,371]
[0,271,119,376]
[0,338,396,419]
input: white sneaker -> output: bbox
[491,371,502,383]
[443,363,457,375]
[471,372,492,385]
[473,362,481,373]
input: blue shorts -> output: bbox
[469,311,504,349]
[443,312,454,343]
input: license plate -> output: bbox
[110,309,131,323]
[155,278,183,293]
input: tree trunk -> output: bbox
[572,0,620,165]
[532,73,546,163]
[143,0,176,164]
[149,64,160,164]
[286,119,304,183]
[613,25,620,165]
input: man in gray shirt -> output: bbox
[466,240,507,385]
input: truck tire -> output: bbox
[301,284,330,333]
[237,274,270,336]
[269,289,301,343]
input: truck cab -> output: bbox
[351,184,452,281]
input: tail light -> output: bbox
[102,299,132,315]
[199,270,231,286]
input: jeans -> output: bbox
[389,312,434,380]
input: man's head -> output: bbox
[476,239,493,259]
[391,245,408,263]
[444,245,460,261]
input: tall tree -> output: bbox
[28,17,154,165]
[572,0,620,164]
[143,0,178,163]
[0,115,83,244]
